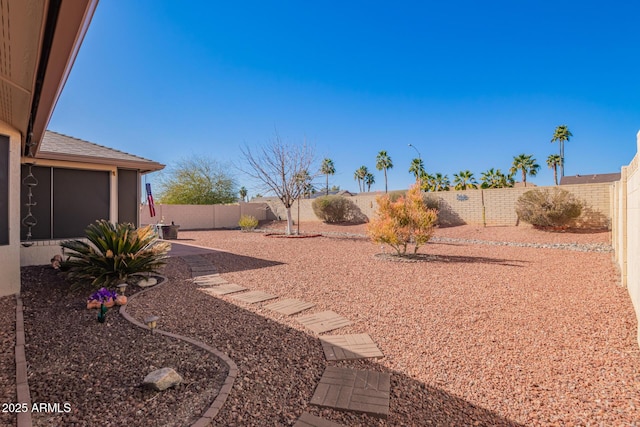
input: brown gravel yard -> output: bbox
[10,223,640,426]
[0,296,16,427]
[159,224,639,426]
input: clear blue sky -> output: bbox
[49,0,640,196]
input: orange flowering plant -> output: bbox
[367,184,438,256]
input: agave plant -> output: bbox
[61,220,170,289]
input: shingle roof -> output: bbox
[36,131,164,173]
[559,173,621,185]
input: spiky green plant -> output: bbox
[60,220,170,289]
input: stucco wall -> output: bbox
[140,202,271,230]
[0,124,22,296]
[264,182,613,229]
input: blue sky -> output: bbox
[49,1,640,196]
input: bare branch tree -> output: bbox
[239,132,317,234]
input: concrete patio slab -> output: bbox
[296,311,352,334]
[320,334,384,360]
[230,291,278,304]
[294,412,343,427]
[190,265,219,273]
[200,284,247,295]
[264,298,315,315]
[310,366,390,418]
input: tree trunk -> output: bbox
[553,167,558,185]
[384,169,388,193]
[285,207,293,235]
[326,174,329,196]
[560,142,564,177]
[522,170,527,187]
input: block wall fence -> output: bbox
[612,131,640,347]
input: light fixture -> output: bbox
[145,315,159,332]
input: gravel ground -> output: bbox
[0,296,16,427]
[10,223,638,426]
[20,266,228,427]
[163,224,640,426]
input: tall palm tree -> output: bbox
[320,158,335,195]
[365,172,375,192]
[510,154,540,187]
[453,170,478,190]
[546,154,562,185]
[375,151,393,193]
[354,166,368,192]
[238,186,248,202]
[432,173,451,191]
[551,125,572,177]
[408,158,425,182]
[480,168,510,189]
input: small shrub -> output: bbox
[367,184,438,256]
[516,188,583,228]
[60,220,170,289]
[238,214,259,231]
[312,196,350,223]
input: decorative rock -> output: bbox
[143,367,183,391]
[138,277,158,288]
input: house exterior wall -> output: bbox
[0,123,23,296]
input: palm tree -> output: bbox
[453,170,478,190]
[408,158,425,182]
[354,166,368,192]
[320,158,335,195]
[239,186,248,202]
[480,168,511,189]
[365,172,375,192]
[551,125,572,177]
[546,154,562,185]
[432,173,451,191]
[510,154,540,187]
[295,169,313,197]
[375,151,393,193]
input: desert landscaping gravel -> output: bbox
[0,296,16,427]
[10,223,640,426]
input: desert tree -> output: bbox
[546,154,562,185]
[551,125,572,177]
[453,170,478,190]
[320,158,336,195]
[375,151,393,193]
[240,133,317,235]
[510,154,540,187]
[157,155,237,204]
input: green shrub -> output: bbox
[312,196,350,223]
[60,220,170,289]
[238,214,259,231]
[516,188,583,228]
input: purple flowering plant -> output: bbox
[88,287,118,303]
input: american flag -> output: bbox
[146,183,156,217]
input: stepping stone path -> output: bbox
[297,311,353,334]
[310,366,390,418]
[182,254,389,424]
[264,298,315,315]
[230,290,278,304]
[320,334,383,361]
[294,412,343,427]
[201,283,247,295]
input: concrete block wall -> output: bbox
[272,183,613,228]
[140,202,270,230]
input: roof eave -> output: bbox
[32,152,165,173]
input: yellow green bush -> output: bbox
[238,214,259,231]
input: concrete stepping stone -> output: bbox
[320,334,384,360]
[190,265,218,272]
[230,291,278,304]
[310,366,390,418]
[264,298,315,315]
[297,311,352,334]
[192,270,220,277]
[294,412,343,427]
[194,275,227,286]
[200,284,247,295]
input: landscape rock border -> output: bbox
[119,270,238,426]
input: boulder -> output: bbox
[143,367,183,391]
